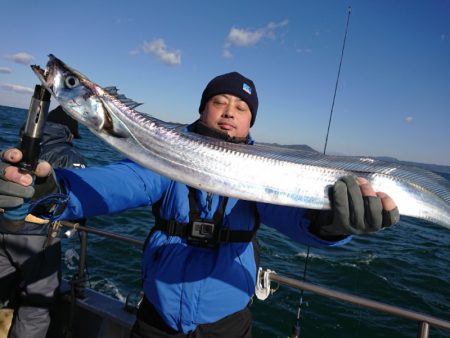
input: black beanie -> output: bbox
[198,72,259,126]
[47,106,81,139]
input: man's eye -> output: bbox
[64,75,80,88]
[213,100,226,106]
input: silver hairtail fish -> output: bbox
[31,54,450,229]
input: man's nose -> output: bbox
[222,106,235,118]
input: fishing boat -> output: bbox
[23,220,449,338]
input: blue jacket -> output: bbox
[55,158,350,333]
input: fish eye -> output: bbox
[64,75,80,88]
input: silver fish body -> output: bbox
[31,55,450,229]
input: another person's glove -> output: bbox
[309,176,400,239]
[0,158,59,217]
[0,162,35,209]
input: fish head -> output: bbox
[31,54,112,133]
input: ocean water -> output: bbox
[1,105,449,338]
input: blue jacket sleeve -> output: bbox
[55,159,170,219]
[257,203,351,247]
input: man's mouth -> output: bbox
[218,122,234,131]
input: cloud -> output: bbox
[404,116,413,124]
[141,39,181,66]
[4,52,34,65]
[0,67,12,74]
[0,83,34,94]
[224,20,289,58]
[227,27,265,47]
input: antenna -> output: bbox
[323,6,352,155]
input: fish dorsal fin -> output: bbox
[104,86,143,109]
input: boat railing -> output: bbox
[59,220,450,338]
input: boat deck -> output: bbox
[47,280,136,338]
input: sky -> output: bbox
[1,0,449,166]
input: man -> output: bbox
[0,73,399,338]
[0,106,86,338]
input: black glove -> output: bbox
[0,162,35,208]
[29,170,63,217]
[309,176,400,239]
[32,170,59,203]
[0,160,59,214]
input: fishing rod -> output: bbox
[20,85,51,170]
[290,6,352,338]
[3,85,50,223]
[323,6,352,155]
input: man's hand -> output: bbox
[309,176,400,238]
[0,148,52,211]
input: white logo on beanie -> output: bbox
[242,83,252,95]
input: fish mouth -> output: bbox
[31,54,59,93]
[30,63,47,84]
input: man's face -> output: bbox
[200,94,252,138]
